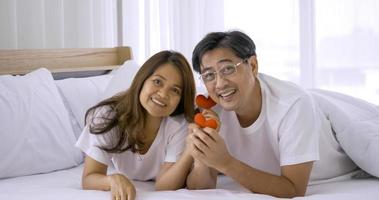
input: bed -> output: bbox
[1,47,378,200]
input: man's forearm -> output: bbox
[219,157,297,198]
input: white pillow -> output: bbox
[310,89,379,178]
[55,74,112,135]
[0,68,83,179]
[101,60,140,100]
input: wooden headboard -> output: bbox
[0,46,132,75]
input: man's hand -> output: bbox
[189,125,232,171]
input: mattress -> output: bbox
[0,165,378,200]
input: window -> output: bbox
[224,0,379,104]
[315,0,379,104]
[224,0,300,83]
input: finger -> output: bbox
[202,110,216,118]
[201,110,220,127]
[187,135,196,149]
[193,135,209,153]
[191,125,204,135]
[111,191,120,200]
[127,193,135,200]
[193,132,208,146]
[120,193,126,200]
[192,145,203,157]
[202,109,218,118]
[127,187,136,200]
[194,129,216,144]
[188,123,200,131]
[185,134,193,146]
[202,127,219,141]
[192,147,207,162]
[189,134,204,154]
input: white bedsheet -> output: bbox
[0,165,378,200]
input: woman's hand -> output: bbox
[184,123,199,155]
[186,124,219,189]
[108,174,136,200]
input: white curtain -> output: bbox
[223,0,379,104]
[1,0,377,103]
[122,0,225,64]
[314,0,379,104]
[0,0,117,49]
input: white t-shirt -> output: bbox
[216,73,356,182]
[76,107,188,181]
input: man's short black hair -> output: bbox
[192,30,256,73]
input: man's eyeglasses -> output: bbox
[200,60,246,83]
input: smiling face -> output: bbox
[200,47,260,114]
[139,63,183,118]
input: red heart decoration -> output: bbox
[196,95,216,109]
[194,113,218,129]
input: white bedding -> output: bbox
[1,68,379,200]
[0,164,378,200]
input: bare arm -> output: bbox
[192,127,313,198]
[186,113,219,190]
[82,156,136,200]
[220,157,313,197]
[186,159,218,189]
[155,150,194,190]
[81,156,110,190]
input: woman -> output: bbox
[76,50,196,200]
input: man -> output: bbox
[185,30,379,198]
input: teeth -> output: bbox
[219,89,235,97]
[151,98,166,106]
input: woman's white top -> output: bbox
[76,107,188,181]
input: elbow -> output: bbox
[155,184,172,191]
[282,192,305,199]
[249,178,306,198]
[155,181,182,191]
[155,187,174,191]
[186,184,198,190]
[253,189,302,199]
[81,180,90,190]
[276,175,307,198]
[80,175,97,190]
[81,177,94,190]
[278,188,300,198]
[155,185,180,191]
[154,186,165,191]
[284,188,307,198]
[82,184,91,190]
[286,183,307,197]
[81,176,87,189]
[283,191,306,198]
[271,184,306,198]
[186,180,216,190]
[285,185,306,198]
[293,190,306,198]
[187,185,213,190]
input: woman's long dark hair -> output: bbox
[85,51,196,153]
